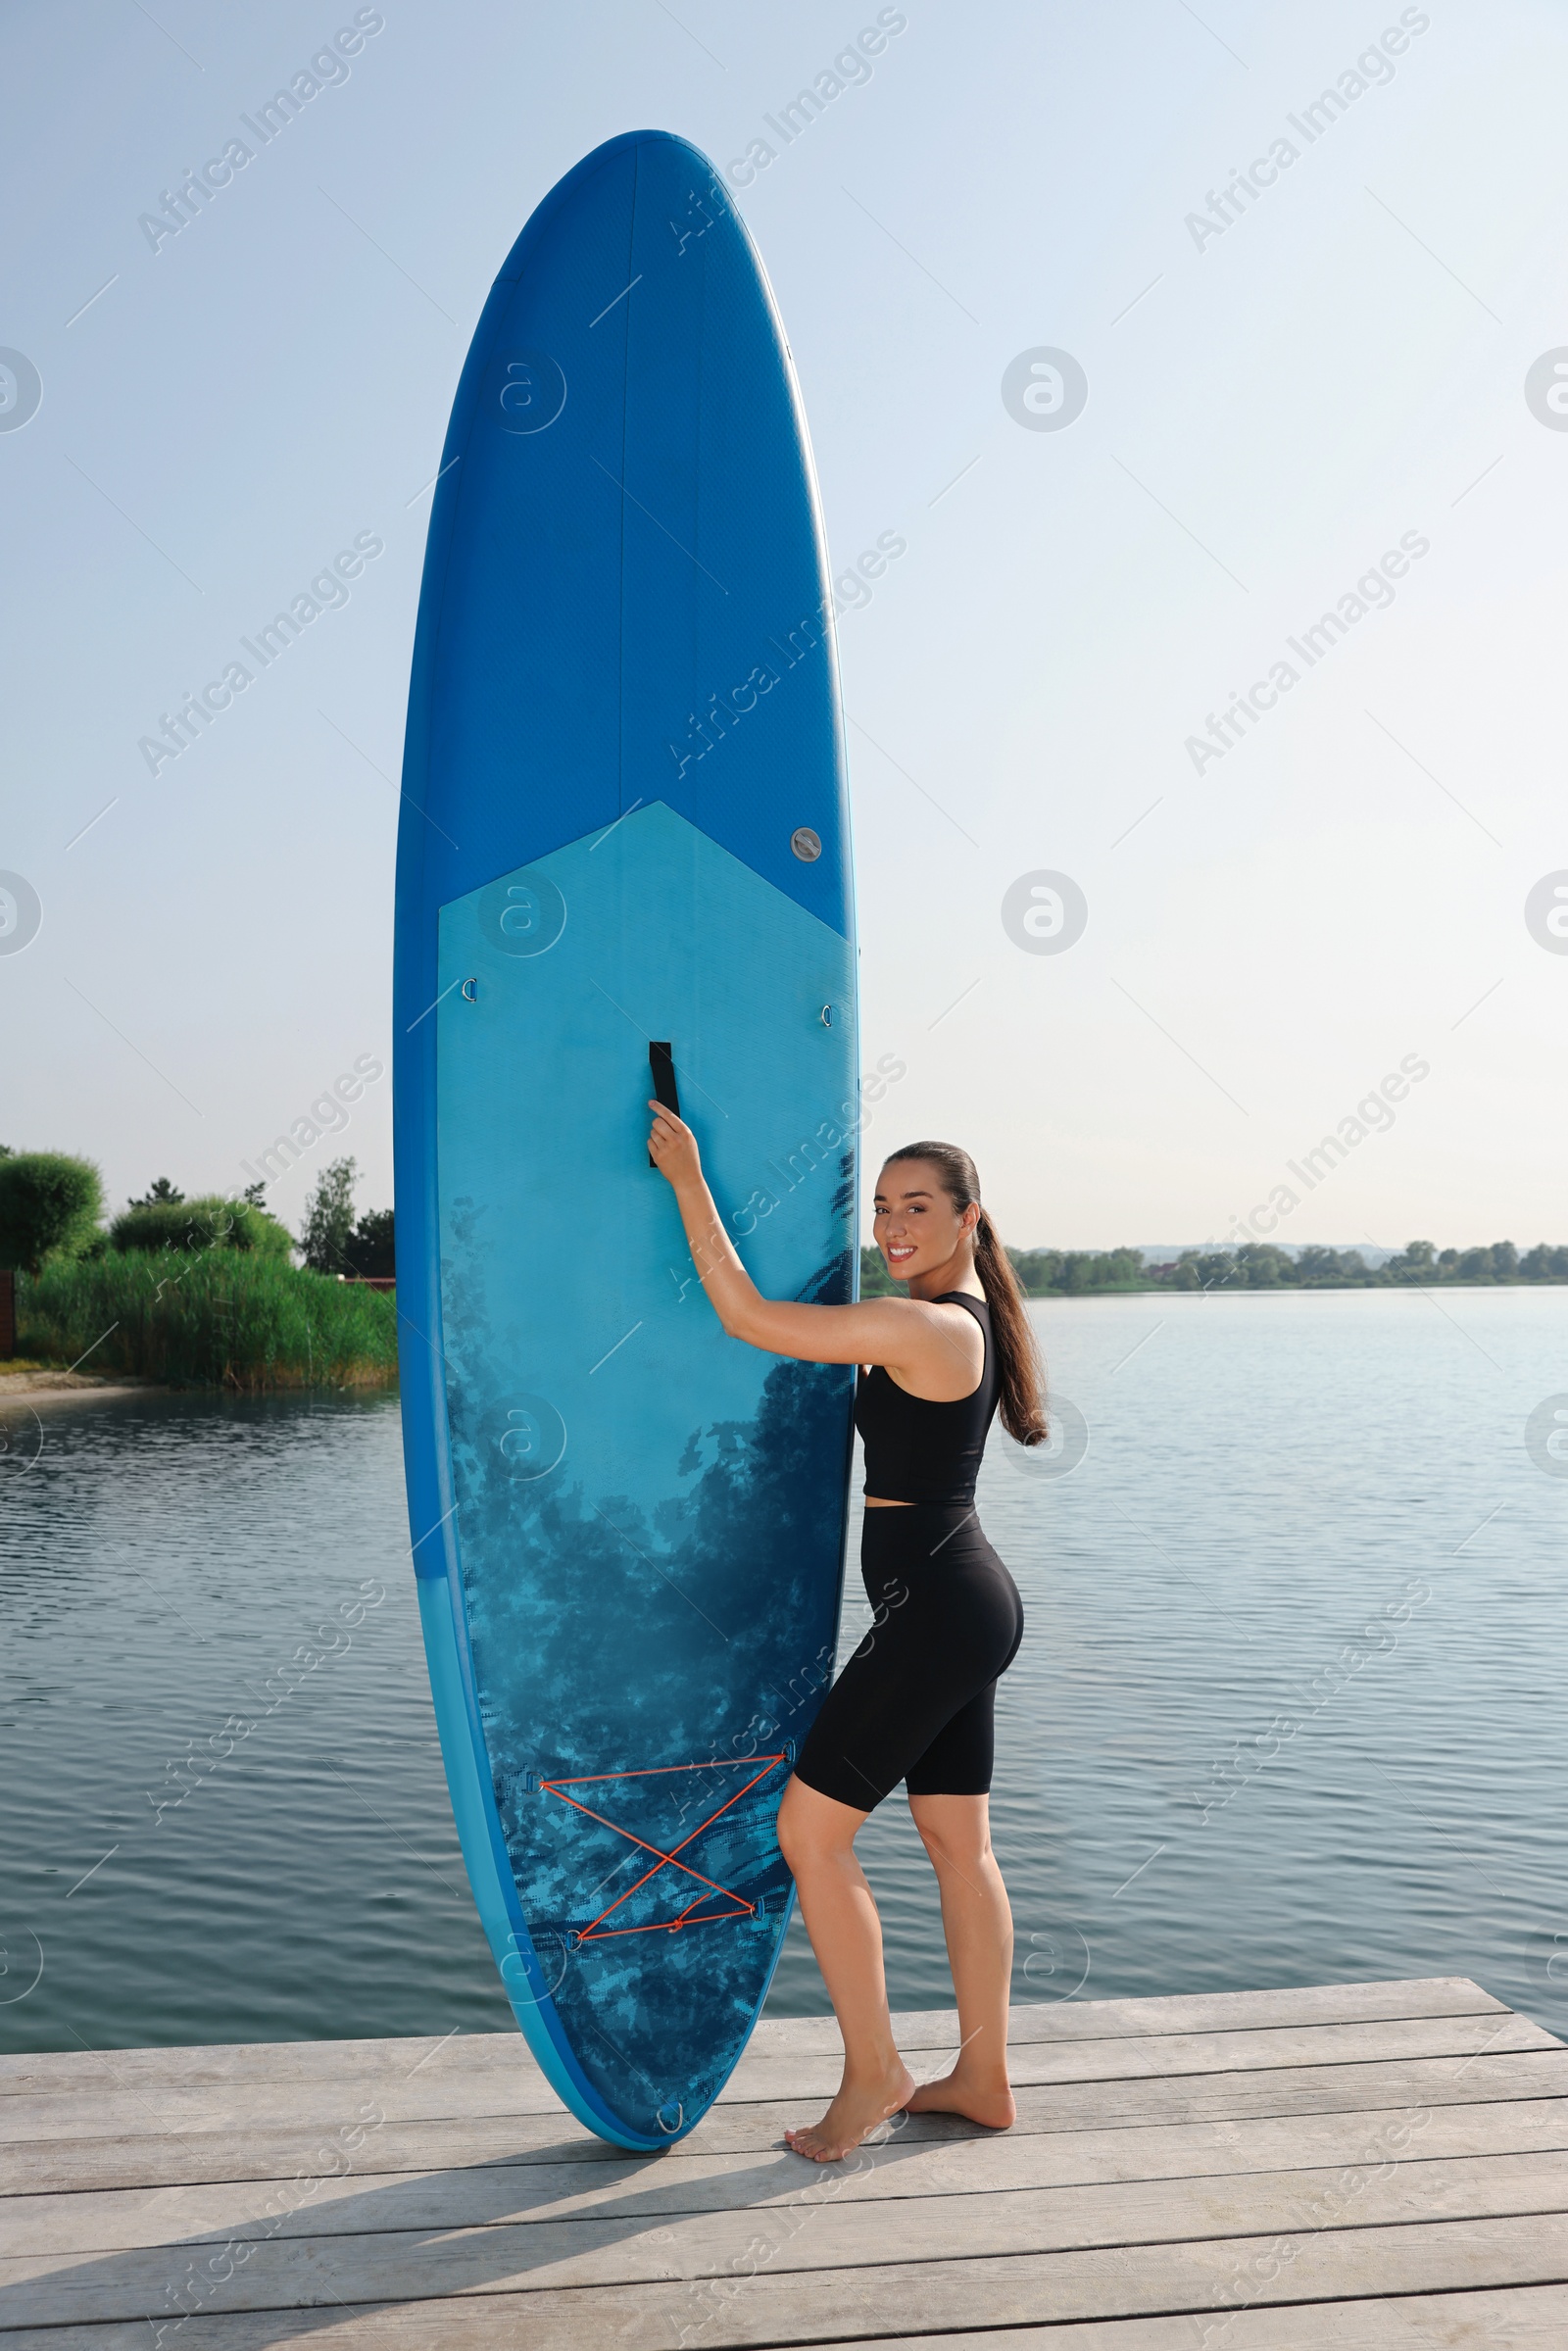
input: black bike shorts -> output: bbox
[792,1503,1023,1812]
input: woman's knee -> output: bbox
[909,1793,994,1873]
[778,1776,864,1870]
[920,1828,996,1879]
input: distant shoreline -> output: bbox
[1009,1280,1564,1301]
[859,1243,1568,1301]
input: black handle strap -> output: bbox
[649,1042,679,1168]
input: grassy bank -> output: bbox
[17,1250,397,1392]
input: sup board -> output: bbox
[393,131,858,2149]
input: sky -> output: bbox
[2,0,1566,1252]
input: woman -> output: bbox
[649,1107,1046,2163]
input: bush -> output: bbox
[17,1249,396,1390]
[0,1152,104,1274]
[110,1195,292,1256]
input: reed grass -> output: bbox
[16,1249,397,1391]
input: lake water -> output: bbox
[3,1287,1566,2058]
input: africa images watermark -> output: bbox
[678,2104,920,2344]
[723,9,908,188]
[0,870,42,955]
[146,1580,387,1828]
[238,1052,385,1193]
[138,532,384,776]
[1184,8,1433,254]
[0,349,41,432]
[728,1053,906,1239]
[1185,531,1430,776]
[1185,1579,1431,1827]
[1199,2099,1437,2343]
[137,11,386,253]
[666,536,906,786]
[152,2090,388,2349]
[1215,1053,1430,1250]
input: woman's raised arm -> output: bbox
[648,1102,971,1381]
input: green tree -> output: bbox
[1171,1249,1245,1293]
[127,1176,185,1207]
[1297,1246,1369,1284]
[341,1206,395,1280]
[0,1151,104,1274]
[1234,1243,1295,1286]
[1008,1249,1062,1296]
[300,1156,358,1274]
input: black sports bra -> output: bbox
[856,1292,999,1506]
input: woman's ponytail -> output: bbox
[972,1209,1050,1447]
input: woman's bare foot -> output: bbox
[784,2060,917,2162]
[903,2066,1016,2130]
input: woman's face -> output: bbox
[872,1160,976,1282]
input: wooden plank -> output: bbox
[8,2048,1568,2195]
[7,2150,1568,2324]
[797,2283,1568,2348]
[0,2035,521,2102]
[4,2287,1567,2351]
[2,2014,1550,2145]
[9,1986,1565,2350]
[12,2096,1568,2257]
[731,2014,1560,2106]
[0,1977,1509,2099]
[6,2221,1568,2349]
[744,1974,1511,2056]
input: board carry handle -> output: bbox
[649,1041,679,1168]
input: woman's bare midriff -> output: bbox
[864,1496,913,1507]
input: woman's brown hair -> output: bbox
[880,1141,1049,1447]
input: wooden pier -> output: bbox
[4,1976,1568,2346]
